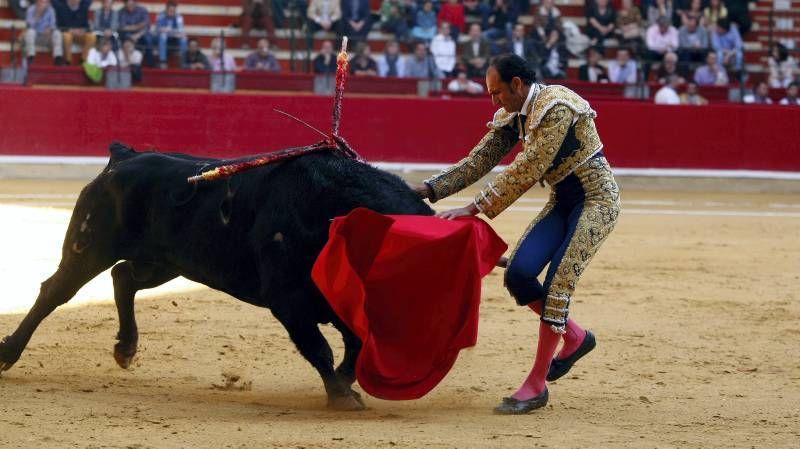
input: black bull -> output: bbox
[0,143,434,410]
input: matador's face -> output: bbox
[486,67,527,113]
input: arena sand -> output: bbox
[0,179,798,448]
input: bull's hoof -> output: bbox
[0,336,20,373]
[113,342,137,369]
[327,390,366,411]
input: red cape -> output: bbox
[311,208,507,400]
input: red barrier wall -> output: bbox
[0,86,798,171]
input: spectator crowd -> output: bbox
[13,0,800,105]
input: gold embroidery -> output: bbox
[425,128,518,202]
[488,107,517,130]
[526,85,596,132]
[475,105,574,218]
[542,115,603,186]
[541,158,621,326]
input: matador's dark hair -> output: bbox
[489,54,536,85]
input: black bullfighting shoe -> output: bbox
[493,388,549,415]
[547,330,596,382]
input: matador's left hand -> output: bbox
[436,203,479,220]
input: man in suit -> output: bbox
[341,0,372,43]
[459,23,491,78]
[504,24,535,60]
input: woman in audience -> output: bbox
[586,0,616,49]
[767,42,798,89]
[703,0,727,28]
[615,0,644,54]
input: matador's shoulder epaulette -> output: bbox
[526,85,597,132]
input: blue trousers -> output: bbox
[504,156,620,325]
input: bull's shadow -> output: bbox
[0,142,434,410]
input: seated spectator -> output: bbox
[586,0,616,49]
[615,0,644,53]
[209,37,237,72]
[647,0,674,27]
[92,0,118,46]
[117,37,143,81]
[579,46,609,83]
[156,1,188,69]
[447,70,484,94]
[244,38,280,71]
[306,0,341,34]
[379,0,409,41]
[349,42,378,76]
[411,1,437,42]
[538,26,568,79]
[693,50,728,85]
[504,24,535,62]
[767,42,797,89]
[743,81,772,105]
[703,0,727,27]
[86,37,117,68]
[118,0,154,66]
[183,38,211,70]
[538,0,561,29]
[117,38,143,68]
[83,37,117,82]
[313,39,337,74]
[53,0,95,63]
[240,0,275,49]
[341,0,373,44]
[654,74,682,104]
[725,0,751,36]
[484,0,517,42]
[459,23,491,78]
[463,0,490,30]
[779,81,800,106]
[608,47,638,84]
[677,0,704,27]
[646,16,679,63]
[678,16,708,64]
[438,0,465,40]
[431,22,457,77]
[656,51,686,84]
[562,18,591,57]
[528,13,549,53]
[24,0,65,65]
[377,40,406,77]
[680,80,708,105]
[86,39,117,69]
[711,19,742,73]
[404,40,443,79]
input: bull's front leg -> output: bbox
[110,261,177,369]
[270,294,366,411]
[333,319,362,386]
[1,260,113,373]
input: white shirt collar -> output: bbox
[519,83,540,116]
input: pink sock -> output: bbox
[556,318,587,360]
[511,321,561,400]
[530,301,587,360]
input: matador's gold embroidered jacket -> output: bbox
[425,84,603,218]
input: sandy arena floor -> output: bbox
[0,177,798,448]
